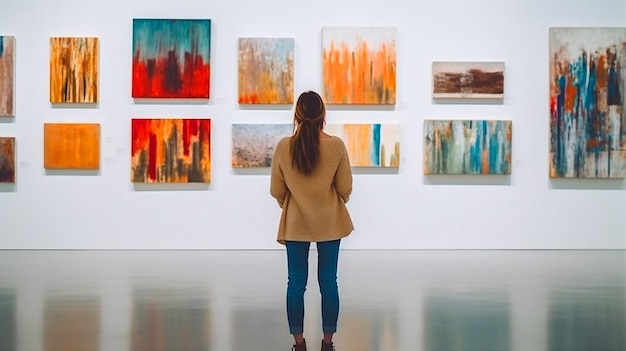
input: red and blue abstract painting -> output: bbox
[132,19,211,99]
[549,28,626,178]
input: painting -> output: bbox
[131,118,211,183]
[50,37,98,103]
[325,124,400,167]
[423,120,512,175]
[322,27,397,104]
[432,62,504,99]
[0,137,15,182]
[132,19,211,99]
[44,124,100,170]
[232,124,291,167]
[238,38,294,104]
[549,27,626,178]
[0,36,14,116]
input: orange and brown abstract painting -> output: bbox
[131,118,211,183]
[0,137,15,182]
[0,36,15,116]
[238,38,294,104]
[44,123,100,169]
[322,27,397,105]
[50,37,98,103]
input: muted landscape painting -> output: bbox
[424,120,512,175]
[0,137,15,182]
[325,124,400,167]
[323,27,396,104]
[432,62,504,99]
[0,36,14,116]
[132,19,211,99]
[50,37,98,103]
[232,124,291,167]
[238,38,294,104]
[44,124,100,170]
[131,118,211,183]
[549,27,626,178]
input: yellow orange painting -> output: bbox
[50,37,98,103]
[44,123,100,169]
[322,27,397,105]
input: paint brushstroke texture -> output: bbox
[424,120,512,175]
[238,38,294,104]
[549,27,626,178]
[50,37,98,103]
[232,124,291,167]
[44,124,100,169]
[0,137,15,182]
[0,36,15,116]
[323,27,397,104]
[132,19,211,99]
[131,119,211,183]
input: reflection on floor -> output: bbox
[0,250,624,351]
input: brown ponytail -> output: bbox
[290,91,326,175]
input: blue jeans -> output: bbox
[285,239,341,334]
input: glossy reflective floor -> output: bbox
[0,250,625,351]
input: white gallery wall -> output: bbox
[0,0,625,249]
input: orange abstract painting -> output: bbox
[238,38,294,104]
[0,36,15,116]
[44,123,100,169]
[322,27,397,105]
[50,37,98,103]
[131,118,211,183]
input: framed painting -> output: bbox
[131,118,211,183]
[325,124,400,167]
[0,36,14,116]
[432,62,504,99]
[549,27,626,178]
[0,137,15,182]
[424,120,512,175]
[232,124,291,167]
[44,123,100,170]
[50,37,98,103]
[322,27,397,105]
[132,19,211,99]
[238,38,294,104]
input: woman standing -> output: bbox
[270,91,354,351]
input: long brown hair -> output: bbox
[290,91,326,174]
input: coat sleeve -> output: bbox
[334,141,353,203]
[270,140,289,208]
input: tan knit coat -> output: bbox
[270,136,354,244]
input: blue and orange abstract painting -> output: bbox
[238,38,294,104]
[424,120,512,175]
[132,19,211,99]
[549,28,626,178]
[0,36,14,116]
[325,124,400,167]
